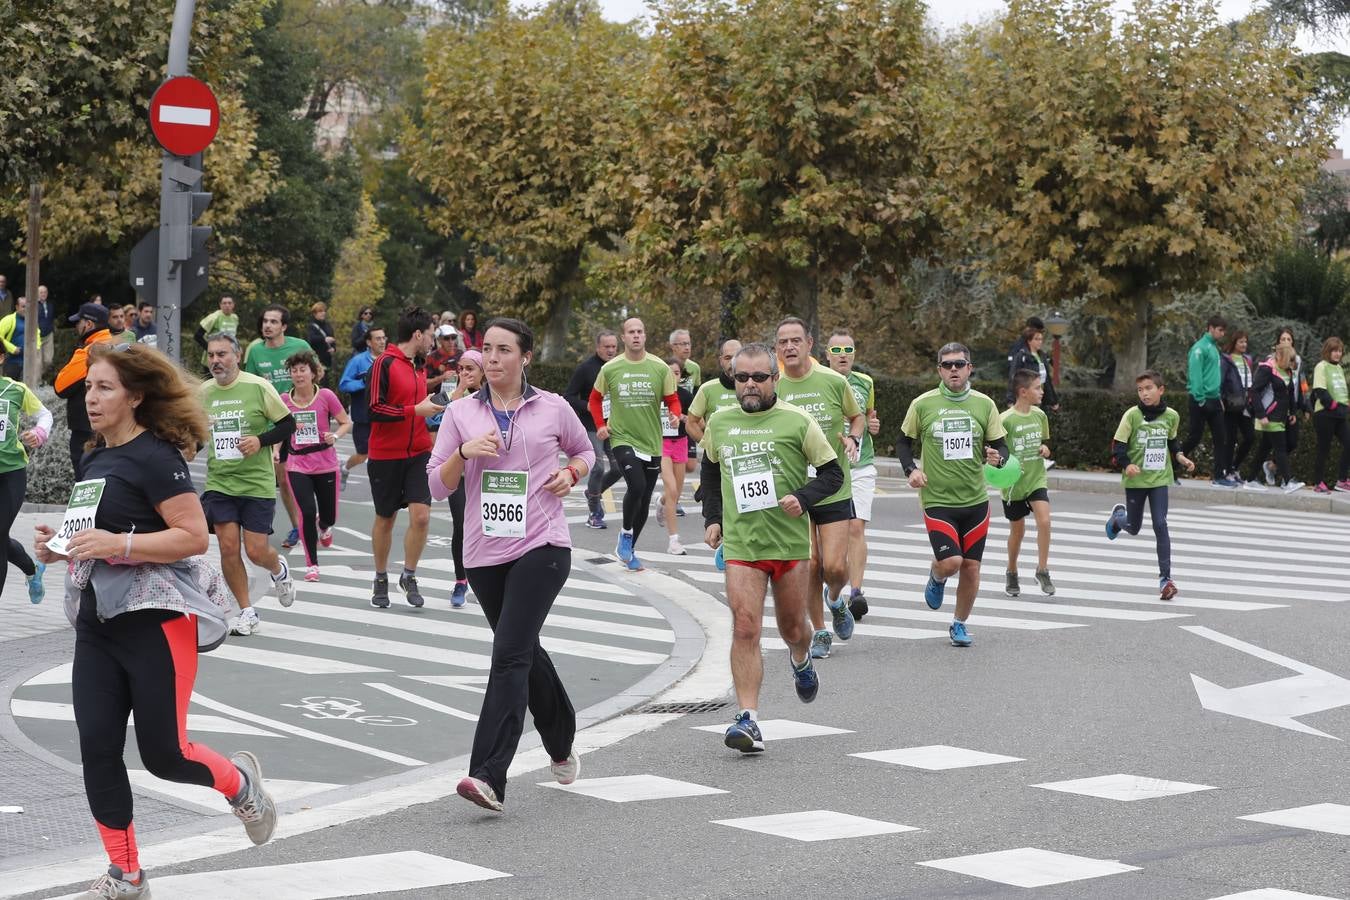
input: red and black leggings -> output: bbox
[74,607,240,874]
[923,501,991,563]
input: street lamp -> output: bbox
[1045,312,1069,387]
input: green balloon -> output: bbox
[984,453,1023,489]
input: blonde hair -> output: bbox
[86,343,208,454]
[1272,344,1296,368]
[310,301,327,316]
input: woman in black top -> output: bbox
[306,300,337,379]
[1006,325,1060,411]
[349,305,375,351]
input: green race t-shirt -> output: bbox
[680,359,701,395]
[201,371,292,499]
[0,377,44,474]
[243,336,312,393]
[688,377,739,423]
[845,371,876,468]
[1313,360,1348,413]
[999,405,1050,501]
[702,401,837,562]
[778,365,861,505]
[199,310,240,367]
[901,385,1006,509]
[594,352,677,457]
[1112,405,1180,488]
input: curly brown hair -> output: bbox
[85,342,208,455]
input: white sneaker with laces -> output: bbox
[667,536,686,555]
[273,558,296,608]
[550,751,580,785]
[231,606,261,636]
[79,865,149,898]
[1283,480,1306,494]
[1243,480,1267,491]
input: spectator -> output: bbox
[106,304,135,345]
[0,297,36,380]
[305,301,337,378]
[0,275,11,313]
[1274,327,1310,478]
[1006,315,1045,378]
[54,303,114,478]
[1245,343,1303,493]
[457,309,483,351]
[90,294,104,307]
[1219,330,1256,486]
[1180,315,1238,487]
[1311,336,1350,493]
[132,301,157,346]
[563,329,621,529]
[1006,324,1060,411]
[350,305,375,351]
[36,285,55,371]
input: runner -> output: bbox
[1000,369,1055,597]
[685,338,742,443]
[280,351,351,583]
[656,357,695,555]
[428,317,593,811]
[243,304,310,548]
[34,343,276,899]
[700,343,841,752]
[775,317,863,659]
[1105,369,1195,600]
[444,349,485,608]
[897,342,1009,648]
[366,306,445,609]
[338,326,387,490]
[588,317,681,571]
[562,329,621,528]
[195,296,239,372]
[824,328,880,621]
[670,328,701,500]
[0,344,51,604]
[200,333,299,635]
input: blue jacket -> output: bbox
[340,350,374,423]
[36,299,54,336]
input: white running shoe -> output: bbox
[1263,460,1277,486]
[273,558,296,608]
[550,751,581,785]
[1242,480,1267,491]
[78,865,149,898]
[1283,480,1305,494]
[229,607,260,636]
[667,536,686,555]
[229,750,277,845]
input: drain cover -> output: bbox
[635,701,731,715]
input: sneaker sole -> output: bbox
[371,597,390,609]
[724,731,765,753]
[457,778,503,812]
[550,754,581,784]
[924,591,943,611]
[795,681,819,703]
[950,637,973,648]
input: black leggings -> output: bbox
[0,467,31,594]
[1247,430,1291,485]
[465,544,574,799]
[286,469,338,566]
[1123,486,1171,581]
[585,433,623,502]
[610,444,660,539]
[449,482,466,581]
[1313,411,1350,485]
[1225,411,1254,476]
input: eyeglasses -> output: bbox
[734,372,773,383]
[939,359,970,370]
[828,346,855,355]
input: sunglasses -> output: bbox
[734,372,774,383]
[828,346,855,355]
[939,359,970,370]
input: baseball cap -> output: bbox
[435,324,459,339]
[68,303,109,327]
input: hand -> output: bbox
[867,413,881,436]
[779,493,804,517]
[596,425,610,441]
[323,431,337,446]
[704,523,722,549]
[1039,444,1051,458]
[543,468,574,497]
[840,433,860,463]
[19,429,40,449]
[34,524,60,564]
[666,413,680,431]
[1176,453,1195,473]
[1288,415,1297,426]
[460,429,503,459]
[270,445,280,464]
[238,435,262,457]
[984,446,1003,466]
[908,468,927,489]
[1124,464,1141,477]
[414,396,446,418]
[64,528,123,562]
[1258,418,1269,428]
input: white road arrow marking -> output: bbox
[1183,625,1350,740]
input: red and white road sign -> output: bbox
[149,76,220,157]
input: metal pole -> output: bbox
[155,0,197,365]
[1052,335,1062,387]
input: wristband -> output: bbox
[124,532,133,559]
[565,465,580,486]
[458,444,469,461]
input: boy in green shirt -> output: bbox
[1105,370,1195,601]
[999,369,1054,597]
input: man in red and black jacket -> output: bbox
[366,306,446,609]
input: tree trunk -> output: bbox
[541,290,571,362]
[719,283,741,343]
[1112,294,1150,391]
[787,269,819,343]
[22,180,40,388]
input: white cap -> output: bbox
[435,324,459,339]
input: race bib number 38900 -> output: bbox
[46,478,106,557]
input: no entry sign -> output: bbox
[149,76,220,157]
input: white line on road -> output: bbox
[8,700,277,738]
[364,683,479,722]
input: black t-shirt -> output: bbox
[80,431,197,535]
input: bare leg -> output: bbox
[1006,519,1025,573]
[933,555,963,582]
[275,461,299,528]
[661,458,685,538]
[372,513,395,572]
[815,519,850,603]
[770,562,813,664]
[242,529,280,576]
[345,452,367,471]
[402,503,430,570]
[215,523,251,611]
[846,517,868,590]
[955,558,981,621]
[807,525,825,631]
[1031,500,1051,571]
[726,564,770,712]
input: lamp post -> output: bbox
[1045,312,1069,387]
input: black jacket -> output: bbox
[1006,346,1059,408]
[563,354,607,432]
[307,318,334,368]
[1251,359,1293,424]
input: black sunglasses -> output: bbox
[734,372,773,383]
[939,360,970,370]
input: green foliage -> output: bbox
[1244,242,1350,336]
[330,193,389,326]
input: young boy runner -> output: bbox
[1000,369,1055,597]
[1105,370,1195,600]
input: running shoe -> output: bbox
[304,565,320,583]
[585,491,602,515]
[1338,479,1350,491]
[924,572,946,610]
[667,536,687,556]
[1211,475,1240,488]
[272,558,296,608]
[675,504,686,517]
[229,607,260,636]
[281,527,300,549]
[1263,460,1277,486]
[399,572,425,608]
[229,750,277,845]
[848,588,868,622]
[27,562,45,604]
[826,587,855,641]
[78,865,149,899]
[451,580,468,608]
[1243,479,1267,491]
[809,629,831,659]
[320,528,333,548]
[550,751,581,784]
[456,776,503,812]
[1315,482,1332,494]
[949,620,973,647]
[655,497,666,527]
[791,655,819,703]
[340,466,349,490]
[714,545,725,571]
[585,511,606,529]
[1035,569,1056,596]
[1104,503,1127,540]
[724,712,765,753]
[1004,571,1020,597]
[1283,480,1305,494]
[371,574,391,609]
[626,555,644,572]
[617,531,635,563]
[1159,578,1178,601]
[1045,459,1056,471]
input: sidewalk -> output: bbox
[871,458,1350,514]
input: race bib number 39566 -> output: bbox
[46,478,106,557]
[481,470,528,538]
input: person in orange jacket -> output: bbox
[55,303,115,478]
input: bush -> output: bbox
[24,386,75,504]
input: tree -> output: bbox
[621,0,935,339]
[406,0,642,360]
[933,0,1331,387]
[330,192,389,329]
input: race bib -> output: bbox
[0,398,9,446]
[941,417,974,461]
[729,453,777,514]
[602,395,612,420]
[46,479,106,557]
[481,470,528,538]
[1143,436,1167,471]
[293,410,320,446]
[660,403,678,438]
[212,416,243,461]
